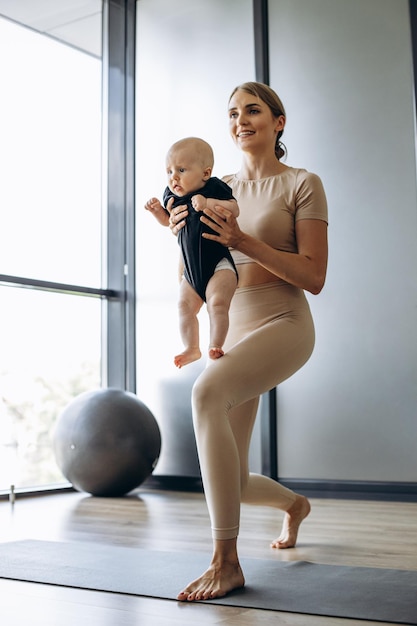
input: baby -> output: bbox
[145,137,239,368]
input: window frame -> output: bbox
[0,0,136,497]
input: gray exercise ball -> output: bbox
[53,388,161,496]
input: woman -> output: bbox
[168,82,328,602]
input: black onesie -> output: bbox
[163,177,238,302]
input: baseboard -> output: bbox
[2,477,414,502]
[280,479,417,502]
[144,475,417,502]
[143,475,203,492]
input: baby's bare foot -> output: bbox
[209,346,224,360]
[174,347,201,369]
[177,561,245,602]
[271,494,311,549]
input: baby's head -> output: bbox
[166,137,214,197]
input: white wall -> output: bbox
[135,0,417,484]
[135,0,255,476]
[268,0,417,481]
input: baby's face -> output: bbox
[166,147,208,196]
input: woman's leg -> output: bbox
[229,400,311,548]
[174,278,204,368]
[177,284,315,600]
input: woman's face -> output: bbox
[228,89,285,154]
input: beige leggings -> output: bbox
[191,281,315,540]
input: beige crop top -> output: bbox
[222,168,328,265]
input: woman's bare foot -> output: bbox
[209,346,224,360]
[177,560,245,602]
[174,347,201,368]
[271,494,311,549]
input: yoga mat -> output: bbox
[0,540,416,624]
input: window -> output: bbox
[0,8,103,492]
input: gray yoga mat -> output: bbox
[0,540,416,624]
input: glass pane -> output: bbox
[135,0,254,476]
[0,287,101,491]
[0,16,102,287]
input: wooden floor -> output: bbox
[0,488,416,625]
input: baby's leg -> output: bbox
[175,278,204,368]
[205,268,237,360]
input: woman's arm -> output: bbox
[200,206,328,295]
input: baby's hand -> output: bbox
[191,194,207,212]
[144,197,170,226]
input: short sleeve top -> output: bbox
[222,168,328,264]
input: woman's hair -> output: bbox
[229,81,287,161]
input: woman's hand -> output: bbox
[166,197,188,235]
[200,205,243,248]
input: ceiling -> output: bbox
[0,0,102,57]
